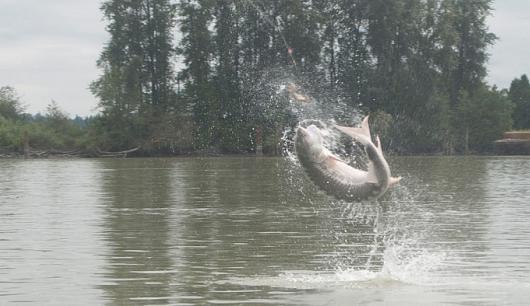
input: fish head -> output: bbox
[295,125,326,162]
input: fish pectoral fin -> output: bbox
[328,154,346,163]
[322,155,343,167]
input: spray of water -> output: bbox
[239,0,298,68]
[237,0,446,287]
[272,76,446,286]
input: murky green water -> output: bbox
[1,156,530,305]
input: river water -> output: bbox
[1,156,530,305]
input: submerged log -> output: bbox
[96,146,140,158]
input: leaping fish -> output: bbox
[294,116,401,201]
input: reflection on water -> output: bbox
[98,159,174,303]
[1,157,530,305]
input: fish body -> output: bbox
[295,116,400,201]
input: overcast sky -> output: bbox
[1,1,529,117]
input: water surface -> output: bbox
[1,157,530,305]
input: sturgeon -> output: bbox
[295,116,401,201]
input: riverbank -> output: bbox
[0,149,273,159]
[1,149,523,159]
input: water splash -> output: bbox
[266,73,449,288]
[227,247,446,289]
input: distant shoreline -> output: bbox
[0,150,523,159]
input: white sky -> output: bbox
[0,0,107,117]
[487,0,530,89]
[0,0,529,117]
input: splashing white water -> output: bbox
[271,78,450,289]
[231,247,446,290]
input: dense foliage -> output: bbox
[0,88,90,154]
[1,0,525,156]
[509,75,530,130]
[173,0,511,154]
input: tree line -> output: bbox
[0,87,90,156]
[2,0,530,156]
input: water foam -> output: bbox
[251,246,446,290]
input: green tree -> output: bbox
[214,0,244,152]
[0,86,25,152]
[509,74,530,130]
[177,0,217,151]
[91,0,512,155]
[45,100,70,132]
[280,0,322,71]
[450,0,496,104]
[334,0,371,109]
[0,86,24,120]
[457,86,512,152]
[91,0,177,151]
[143,0,177,114]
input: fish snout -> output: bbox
[295,127,311,148]
[296,126,311,142]
[296,126,309,138]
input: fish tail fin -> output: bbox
[335,115,372,145]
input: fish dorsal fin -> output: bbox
[335,116,372,145]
